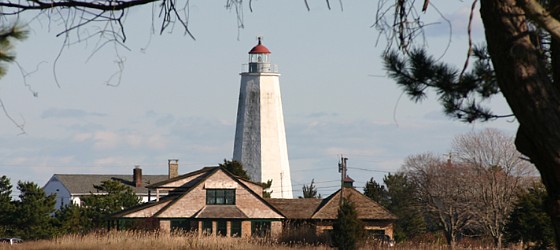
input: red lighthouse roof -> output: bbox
[249,37,271,54]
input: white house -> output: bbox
[43,160,179,210]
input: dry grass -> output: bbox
[0,230,524,249]
[1,231,331,250]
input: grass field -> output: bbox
[0,231,330,250]
[0,230,524,249]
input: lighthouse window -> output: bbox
[206,189,236,205]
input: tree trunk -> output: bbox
[480,0,560,246]
[495,233,502,249]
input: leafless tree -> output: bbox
[375,0,560,244]
[0,0,247,132]
[402,153,476,247]
[452,128,536,248]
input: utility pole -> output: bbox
[443,152,452,167]
[338,155,348,206]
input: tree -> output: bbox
[364,173,426,242]
[403,153,476,247]
[0,26,27,132]
[505,181,554,249]
[383,173,426,242]
[219,159,250,180]
[331,198,366,250]
[0,176,14,236]
[219,159,272,197]
[54,204,89,235]
[363,178,388,206]
[81,179,140,230]
[0,0,197,43]
[302,179,320,198]
[0,27,27,78]
[452,128,535,247]
[260,179,273,198]
[12,181,56,240]
[378,0,560,244]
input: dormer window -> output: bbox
[206,189,235,205]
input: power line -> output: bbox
[291,179,339,186]
[347,166,392,173]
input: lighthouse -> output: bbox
[233,38,293,198]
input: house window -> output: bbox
[251,221,271,237]
[171,219,196,232]
[206,189,235,205]
[202,220,213,235]
[217,220,227,236]
[367,229,385,236]
[230,220,241,237]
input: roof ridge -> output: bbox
[153,168,220,217]
[146,166,218,188]
[218,166,285,218]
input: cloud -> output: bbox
[424,5,484,39]
[93,131,120,150]
[145,134,166,150]
[41,108,106,119]
[155,114,176,127]
[93,156,134,167]
[306,112,339,119]
[72,130,169,151]
[66,123,105,132]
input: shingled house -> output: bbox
[111,166,396,240]
[111,166,284,237]
[267,183,397,238]
[43,160,180,210]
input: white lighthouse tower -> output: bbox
[233,38,293,198]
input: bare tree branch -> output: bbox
[0,0,158,12]
[0,98,25,134]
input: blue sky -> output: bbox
[0,1,518,197]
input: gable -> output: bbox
[312,188,396,220]
[115,167,283,219]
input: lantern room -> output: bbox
[247,37,276,73]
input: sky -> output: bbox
[0,0,520,198]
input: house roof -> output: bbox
[145,166,263,190]
[266,188,396,221]
[265,198,323,219]
[51,174,168,195]
[311,187,397,220]
[114,166,284,219]
[111,197,174,218]
[111,167,395,222]
[195,205,248,219]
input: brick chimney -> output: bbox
[133,165,142,187]
[168,159,179,179]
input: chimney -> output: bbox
[168,159,179,179]
[133,165,142,188]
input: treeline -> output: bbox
[363,128,552,248]
[0,177,140,240]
